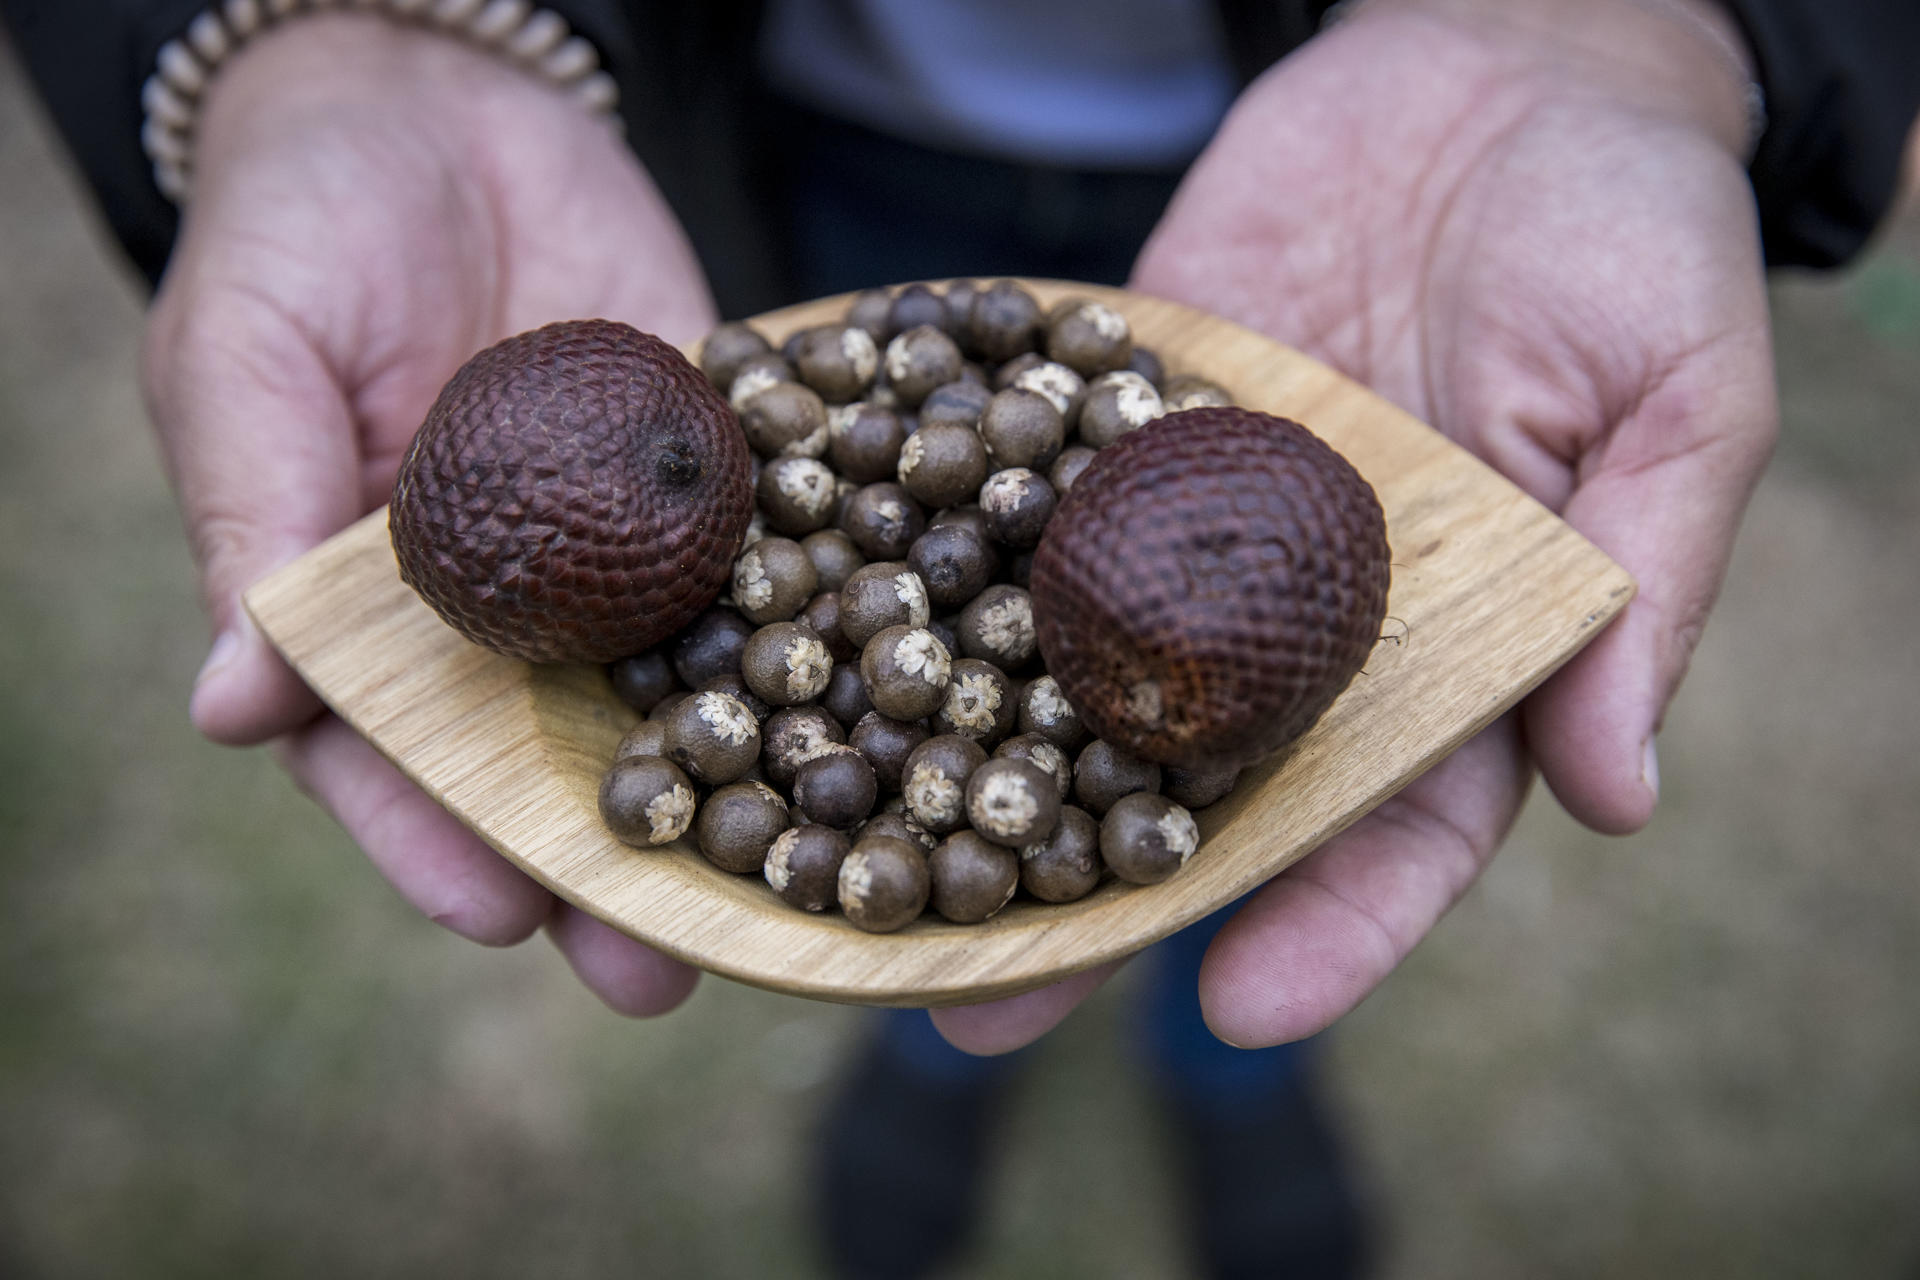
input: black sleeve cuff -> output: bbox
[1718,0,1920,267]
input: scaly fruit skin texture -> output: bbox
[391,320,753,663]
[1030,407,1390,771]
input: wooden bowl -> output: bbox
[245,281,1632,1007]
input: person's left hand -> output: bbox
[932,0,1778,1053]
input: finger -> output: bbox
[1528,327,1777,834]
[1199,718,1530,1048]
[143,281,363,746]
[545,904,701,1018]
[928,960,1123,1055]
[275,715,552,945]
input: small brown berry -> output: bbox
[828,402,908,484]
[820,662,875,729]
[670,607,752,688]
[1160,373,1233,410]
[739,380,830,458]
[978,468,1056,548]
[1100,792,1199,885]
[756,456,840,535]
[764,824,852,912]
[647,690,692,722]
[957,584,1037,669]
[862,625,953,721]
[846,288,894,339]
[839,481,926,561]
[931,658,1016,746]
[1019,804,1103,903]
[967,280,1043,362]
[740,621,834,706]
[732,536,818,625]
[599,755,697,847]
[885,283,955,341]
[839,562,932,647]
[929,831,1020,924]
[908,523,998,611]
[697,780,790,873]
[699,671,771,724]
[1163,764,1241,809]
[1077,371,1164,448]
[664,690,763,785]
[897,420,990,510]
[801,529,866,592]
[859,810,937,854]
[1016,674,1087,750]
[919,380,993,431]
[838,836,931,932]
[849,711,931,793]
[901,734,988,835]
[1048,445,1097,494]
[993,733,1073,801]
[1010,361,1087,430]
[792,324,881,403]
[1073,739,1161,816]
[700,320,773,390]
[607,648,679,714]
[1126,345,1166,388]
[1045,299,1133,376]
[964,757,1061,847]
[761,704,846,787]
[797,591,857,661]
[792,747,879,829]
[613,719,669,761]
[884,324,966,407]
[727,352,795,412]
[979,387,1065,471]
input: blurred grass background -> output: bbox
[3,39,1918,1279]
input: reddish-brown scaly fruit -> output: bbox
[391,320,754,663]
[1030,407,1389,770]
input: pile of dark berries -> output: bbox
[598,281,1240,932]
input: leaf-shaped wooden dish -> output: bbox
[245,280,1632,1007]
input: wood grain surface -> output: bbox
[244,281,1634,1007]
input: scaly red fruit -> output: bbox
[1030,407,1390,770]
[391,319,753,663]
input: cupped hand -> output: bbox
[143,13,711,1014]
[935,0,1778,1051]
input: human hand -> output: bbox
[143,13,712,1013]
[933,0,1778,1052]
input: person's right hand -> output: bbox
[143,13,714,1012]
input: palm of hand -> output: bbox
[144,32,714,1009]
[156,106,712,518]
[1107,12,1775,1046]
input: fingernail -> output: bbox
[195,629,241,689]
[1641,736,1660,805]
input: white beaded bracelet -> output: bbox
[140,0,620,204]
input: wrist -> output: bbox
[152,8,616,203]
[1346,0,1760,159]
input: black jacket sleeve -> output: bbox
[1718,0,1920,268]
[2,0,202,286]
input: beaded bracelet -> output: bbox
[140,0,619,204]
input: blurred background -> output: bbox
[3,36,1917,1279]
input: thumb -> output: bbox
[143,284,365,745]
[1526,332,1776,833]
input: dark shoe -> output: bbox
[1158,1070,1373,1280]
[812,1014,1021,1280]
